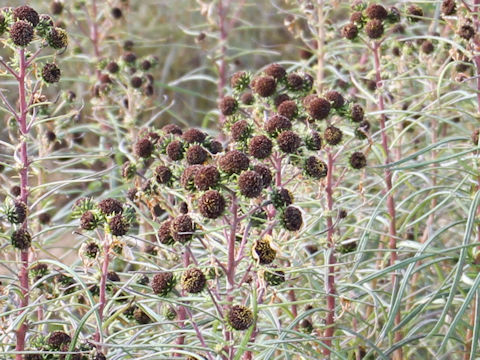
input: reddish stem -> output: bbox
[16,48,30,360]
[372,42,402,359]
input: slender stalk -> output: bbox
[174,250,190,357]
[15,48,30,360]
[217,0,228,127]
[94,237,110,350]
[316,0,325,92]
[372,42,402,359]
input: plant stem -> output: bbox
[372,42,402,359]
[316,0,325,92]
[94,237,110,350]
[323,150,336,357]
[217,0,228,127]
[16,48,30,360]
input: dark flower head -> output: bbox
[325,90,345,109]
[277,100,298,119]
[249,135,273,159]
[10,20,34,46]
[342,23,358,40]
[38,212,51,224]
[355,120,370,139]
[227,305,253,331]
[166,140,184,161]
[219,150,250,175]
[305,131,322,151]
[277,130,301,154]
[286,73,303,91]
[407,5,424,22]
[387,6,401,23]
[98,198,123,215]
[199,190,225,219]
[162,124,183,135]
[186,144,208,165]
[271,187,293,209]
[30,263,48,280]
[111,7,123,19]
[42,63,61,83]
[155,165,172,185]
[46,27,68,49]
[350,11,363,24]
[282,206,303,231]
[182,128,207,144]
[11,228,32,250]
[442,0,456,16]
[238,170,263,198]
[13,6,39,26]
[123,40,134,50]
[324,126,343,145]
[274,93,290,107]
[84,241,99,258]
[11,185,20,197]
[80,211,98,230]
[51,1,63,15]
[158,220,174,245]
[253,75,276,97]
[307,97,331,120]
[253,164,273,188]
[171,214,194,243]
[365,4,388,20]
[107,271,121,282]
[253,237,276,264]
[264,115,292,137]
[181,165,202,190]
[459,24,475,40]
[123,52,137,63]
[133,307,151,324]
[108,214,129,236]
[47,331,71,350]
[179,201,188,214]
[181,267,207,293]
[240,91,254,105]
[365,19,384,39]
[231,120,252,142]
[219,96,238,116]
[134,137,154,158]
[349,151,367,169]
[194,165,220,191]
[230,71,250,91]
[351,103,364,122]
[7,200,27,224]
[421,40,434,54]
[264,63,286,80]
[141,59,152,70]
[305,156,328,179]
[151,272,176,296]
[130,76,143,88]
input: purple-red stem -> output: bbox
[16,48,30,360]
[174,250,190,357]
[372,42,402,359]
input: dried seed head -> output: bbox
[231,120,252,142]
[51,1,63,15]
[181,165,202,190]
[271,188,293,209]
[158,220,174,245]
[264,115,292,137]
[277,130,301,153]
[30,263,48,280]
[46,27,68,49]
[10,20,34,46]
[123,51,137,63]
[264,63,286,80]
[42,63,61,83]
[194,165,220,191]
[421,40,434,54]
[342,23,358,40]
[98,198,123,215]
[230,71,250,91]
[277,100,298,119]
[350,11,363,24]
[325,90,345,109]
[253,164,273,188]
[219,150,250,175]
[199,190,226,219]
[355,120,370,139]
[274,93,291,107]
[351,104,364,122]
[11,229,32,250]
[84,241,99,258]
[227,305,254,331]
[80,211,98,230]
[282,206,303,231]
[166,140,184,161]
[47,331,71,350]
[13,6,39,26]
[181,267,207,293]
[238,170,264,198]
[108,214,129,236]
[134,137,154,158]
[365,4,388,20]
[151,272,176,296]
[286,73,303,91]
[240,91,254,105]
[133,307,151,324]
[111,7,123,19]
[253,237,276,264]
[219,96,238,116]
[349,152,367,169]
[307,97,331,120]
[11,185,21,197]
[304,156,328,179]
[182,128,207,144]
[442,0,456,16]
[324,126,343,145]
[186,144,208,165]
[7,201,27,224]
[171,214,194,243]
[305,131,322,151]
[38,212,51,224]
[459,24,475,40]
[407,5,423,22]
[130,76,143,88]
[155,165,172,185]
[162,124,183,135]
[249,135,273,159]
[253,75,276,97]
[365,19,384,39]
